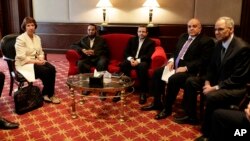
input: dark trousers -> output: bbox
[77,56,109,73]
[120,60,149,93]
[34,62,56,97]
[0,72,5,97]
[164,72,190,111]
[201,88,246,137]
[209,109,250,141]
[150,67,166,105]
[183,76,205,118]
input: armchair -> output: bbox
[0,34,30,96]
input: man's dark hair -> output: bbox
[88,24,97,30]
[138,25,148,32]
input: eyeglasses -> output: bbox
[215,27,231,32]
[215,28,225,32]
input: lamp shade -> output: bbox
[143,0,160,8]
[96,0,113,8]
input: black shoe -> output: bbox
[194,135,208,141]
[174,115,199,125]
[99,92,106,101]
[154,108,172,120]
[139,93,147,105]
[112,92,121,102]
[82,91,90,96]
[0,118,19,130]
[141,103,163,111]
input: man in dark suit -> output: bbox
[71,24,109,73]
[195,17,250,141]
[141,18,215,121]
[71,24,109,98]
[118,25,155,104]
[0,72,19,129]
[208,103,250,141]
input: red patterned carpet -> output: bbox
[0,54,201,141]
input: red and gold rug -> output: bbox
[0,54,201,141]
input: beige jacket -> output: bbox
[15,32,45,82]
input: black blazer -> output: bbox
[124,36,155,64]
[70,36,109,61]
[173,33,215,76]
[207,36,250,89]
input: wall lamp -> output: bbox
[96,0,113,25]
[143,0,160,27]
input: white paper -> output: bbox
[103,71,111,83]
[161,66,175,83]
[93,69,102,77]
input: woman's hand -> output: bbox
[34,60,46,65]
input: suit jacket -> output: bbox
[206,36,250,89]
[71,36,109,62]
[124,36,155,64]
[174,33,215,76]
[15,32,45,82]
[15,32,45,66]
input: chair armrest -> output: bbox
[65,49,81,75]
[150,46,167,70]
[3,56,26,82]
[3,56,14,62]
[3,56,16,77]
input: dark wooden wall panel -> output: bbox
[36,23,239,55]
[38,34,82,52]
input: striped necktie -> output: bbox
[175,38,193,68]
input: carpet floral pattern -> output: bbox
[0,54,201,141]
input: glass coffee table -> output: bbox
[66,73,134,121]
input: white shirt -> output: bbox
[222,34,234,52]
[127,38,145,63]
[89,38,95,48]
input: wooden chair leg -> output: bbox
[9,76,14,96]
[199,92,205,121]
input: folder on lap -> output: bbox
[161,66,175,83]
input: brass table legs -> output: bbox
[69,89,127,121]
[70,87,77,119]
[119,90,126,122]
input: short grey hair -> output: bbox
[217,16,234,29]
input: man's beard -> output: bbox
[88,34,96,39]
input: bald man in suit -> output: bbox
[141,18,215,121]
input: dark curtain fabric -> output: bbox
[240,0,250,44]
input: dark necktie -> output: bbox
[221,46,226,61]
[175,38,193,68]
